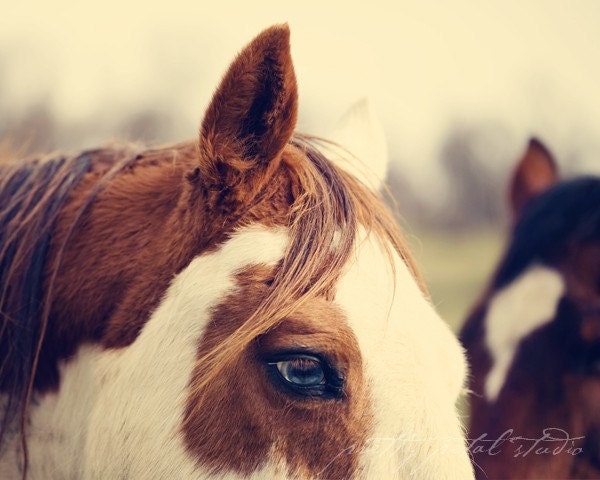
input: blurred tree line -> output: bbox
[387,121,515,231]
[0,102,177,159]
[0,92,519,232]
[0,48,590,234]
[0,49,180,159]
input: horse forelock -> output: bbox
[184,134,424,416]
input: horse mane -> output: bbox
[0,135,423,467]
[0,154,88,436]
[0,147,140,467]
[492,175,600,290]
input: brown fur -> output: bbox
[183,265,372,478]
[1,24,423,478]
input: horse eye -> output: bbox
[273,356,326,387]
[265,353,343,398]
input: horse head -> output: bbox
[0,25,473,479]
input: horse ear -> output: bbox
[327,99,389,191]
[197,25,298,196]
[509,137,559,219]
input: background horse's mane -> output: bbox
[492,176,600,291]
[0,135,422,460]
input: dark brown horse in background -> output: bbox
[461,138,600,478]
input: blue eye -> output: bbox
[272,356,326,387]
[265,353,344,398]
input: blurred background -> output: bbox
[2,0,599,331]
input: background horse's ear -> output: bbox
[327,99,389,192]
[509,137,559,220]
[198,24,298,194]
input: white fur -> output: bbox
[484,264,564,402]
[336,230,474,479]
[327,98,389,191]
[1,225,473,479]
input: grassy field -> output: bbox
[404,227,506,333]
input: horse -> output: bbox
[460,138,600,478]
[0,25,474,479]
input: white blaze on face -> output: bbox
[335,230,474,479]
[484,264,565,402]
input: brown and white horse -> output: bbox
[0,25,473,479]
[461,139,600,478]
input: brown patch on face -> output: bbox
[182,265,373,479]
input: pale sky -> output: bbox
[2,0,600,188]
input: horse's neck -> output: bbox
[36,144,200,390]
